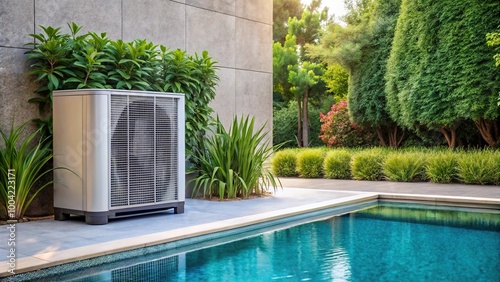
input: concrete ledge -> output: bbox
[1,191,498,277]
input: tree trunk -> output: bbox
[474,119,500,148]
[440,126,458,148]
[302,89,309,147]
[375,128,388,147]
[297,99,302,147]
[375,125,404,148]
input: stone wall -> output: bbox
[0,0,272,216]
[0,0,272,132]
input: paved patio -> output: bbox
[1,178,499,277]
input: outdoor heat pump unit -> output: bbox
[53,89,185,224]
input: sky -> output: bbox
[301,0,347,22]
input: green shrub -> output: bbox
[383,153,426,182]
[351,150,385,180]
[272,149,298,177]
[494,154,500,185]
[25,23,219,169]
[296,149,325,178]
[190,116,280,200]
[323,150,352,179]
[457,151,498,185]
[426,153,457,183]
[0,123,62,220]
[273,101,324,148]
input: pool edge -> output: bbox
[1,192,499,277]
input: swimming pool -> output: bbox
[7,202,500,281]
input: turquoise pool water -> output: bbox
[9,203,500,281]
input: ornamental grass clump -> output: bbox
[383,153,426,182]
[351,150,385,181]
[457,151,499,185]
[426,152,458,183]
[323,150,352,179]
[190,116,280,200]
[272,149,298,177]
[296,149,325,178]
[0,123,60,220]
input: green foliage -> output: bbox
[383,153,426,182]
[323,150,352,179]
[272,149,298,177]
[25,23,219,165]
[426,153,458,183]
[322,64,349,102]
[190,116,280,200]
[486,29,500,67]
[351,150,385,180]
[273,0,303,44]
[296,149,325,178]
[0,123,59,220]
[386,0,500,147]
[347,0,402,147]
[273,35,300,101]
[273,101,324,148]
[457,151,500,185]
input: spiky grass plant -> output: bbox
[272,149,298,177]
[190,116,281,200]
[457,151,499,185]
[0,123,56,220]
[351,150,385,181]
[426,152,458,183]
[323,149,352,179]
[383,153,427,182]
[296,149,325,178]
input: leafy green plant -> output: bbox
[0,123,60,220]
[457,151,498,185]
[190,116,280,200]
[296,149,325,178]
[323,149,352,179]
[383,153,426,182]
[351,150,385,180]
[272,149,298,177]
[426,153,458,183]
[25,23,219,166]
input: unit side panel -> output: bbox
[84,94,110,212]
[53,95,84,210]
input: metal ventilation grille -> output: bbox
[110,94,178,208]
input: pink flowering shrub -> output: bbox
[319,100,374,147]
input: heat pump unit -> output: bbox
[53,89,185,224]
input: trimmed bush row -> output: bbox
[271,148,500,185]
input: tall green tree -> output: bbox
[347,0,403,147]
[273,35,300,105]
[308,0,402,147]
[274,5,330,147]
[273,0,303,44]
[386,0,500,148]
[288,61,324,146]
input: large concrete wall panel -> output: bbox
[0,48,39,130]
[123,0,185,49]
[235,18,272,73]
[236,0,272,24]
[35,0,122,38]
[235,70,273,133]
[0,0,34,48]
[210,67,236,128]
[186,6,235,68]
[186,0,235,15]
